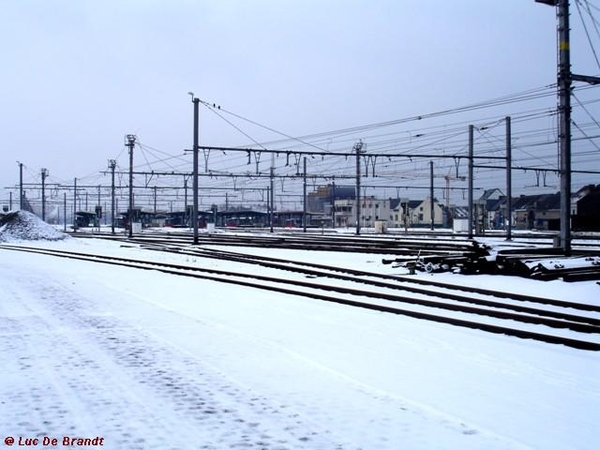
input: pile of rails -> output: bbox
[387,243,600,282]
[496,249,600,282]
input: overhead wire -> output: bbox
[581,0,600,36]
[200,101,269,151]
[572,120,600,152]
[29,76,596,211]
[575,0,600,72]
[226,84,558,150]
[120,83,590,187]
[572,92,600,133]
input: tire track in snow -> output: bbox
[1,255,534,450]
[138,302,533,450]
[0,284,180,448]
[2,274,353,449]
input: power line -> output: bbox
[573,92,600,130]
[200,101,269,151]
[199,99,327,152]
[236,84,559,150]
[572,120,600,152]
[576,0,600,72]
[581,0,600,40]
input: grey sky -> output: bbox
[1,0,599,211]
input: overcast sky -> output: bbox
[1,0,599,210]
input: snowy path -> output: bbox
[0,257,352,449]
[1,245,599,449]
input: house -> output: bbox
[307,184,355,215]
[572,184,600,231]
[332,198,355,228]
[512,193,560,230]
[408,197,445,228]
[410,184,597,233]
[477,188,506,231]
[360,197,393,228]
[391,199,420,228]
[333,196,394,228]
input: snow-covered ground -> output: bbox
[1,230,599,449]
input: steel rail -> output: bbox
[2,244,599,351]
[141,244,600,326]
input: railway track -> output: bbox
[69,231,490,259]
[69,230,600,267]
[158,244,600,311]
[70,228,600,246]
[2,242,599,351]
[69,232,600,306]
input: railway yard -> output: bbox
[1,212,599,449]
[5,230,600,352]
[3,1,600,448]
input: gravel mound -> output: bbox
[0,210,68,242]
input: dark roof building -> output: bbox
[573,184,600,231]
[307,184,355,213]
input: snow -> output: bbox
[0,211,68,243]
[1,235,599,449]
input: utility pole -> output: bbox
[97,185,101,228]
[17,161,24,210]
[153,186,157,213]
[269,163,275,233]
[191,94,200,244]
[108,159,116,234]
[183,177,188,228]
[41,168,49,221]
[303,157,307,232]
[126,134,136,238]
[331,180,336,229]
[429,161,435,231]
[404,198,409,234]
[73,177,77,231]
[536,0,600,254]
[354,140,364,235]
[266,186,270,226]
[468,125,474,239]
[505,116,512,241]
[557,0,572,254]
[63,192,67,232]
